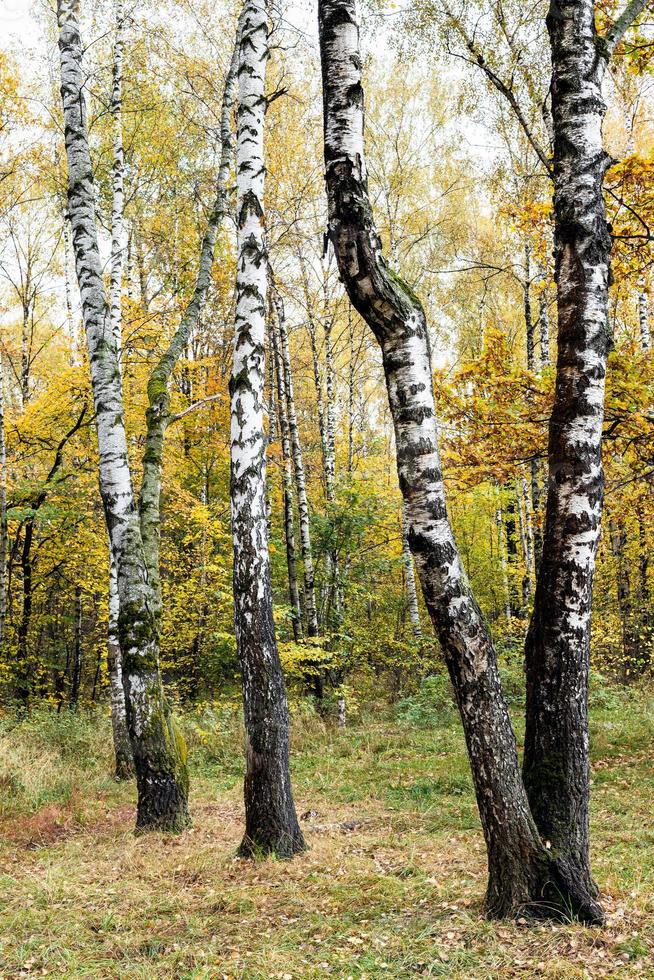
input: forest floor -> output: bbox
[1,681,653,979]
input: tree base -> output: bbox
[134,774,191,833]
[238,827,306,860]
[486,853,604,924]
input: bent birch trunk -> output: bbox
[317,0,601,921]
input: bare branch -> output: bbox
[442,5,553,177]
[169,392,224,423]
[602,0,650,60]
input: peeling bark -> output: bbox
[57,0,189,832]
[231,0,304,858]
[318,0,600,921]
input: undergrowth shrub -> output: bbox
[0,709,113,817]
[395,674,455,725]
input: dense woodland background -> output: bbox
[1,0,653,709]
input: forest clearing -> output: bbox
[1,686,653,978]
[2,0,654,974]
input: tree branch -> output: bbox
[169,392,224,423]
[602,0,650,60]
[442,6,552,177]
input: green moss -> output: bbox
[146,373,168,404]
[385,263,422,308]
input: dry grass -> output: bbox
[0,691,653,978]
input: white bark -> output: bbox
[401,501,421,638]
[57,0,189,830]
[106,0,131,776]
[63,213,79,364]
[319,0,577,920]
[109,0,126,364]
[521,476,535,584]
[324,310,337,500]
[638,284,650,350]
[298,251,328,483]
[231,0,303,856]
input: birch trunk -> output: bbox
[401,501,421,639]
[524,244,536,372]
[63,214,79,363]
[231,0,304,858]
[530,458,544,571]
[106,0,132,779]
[347,306,355,473]
[57,0,189,831]
[272,289,320,643]
[523,0,628,916]
[638,285,650,350]
[270,302,303,642]
[298,251,328,476]
[324,313,337,500]
[109,0,125,364]
[108,554,134,778]
[522,476,535,590]
[318,0,600,921]
[516,479,533,603]
[21,300,30,409]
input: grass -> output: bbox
[0,683,653,978]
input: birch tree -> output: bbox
[638,284,650,349]
[271,288,320,641]
[523,0,649,912]
[231,0,304,857]
[57,0,190,831]
[317,0,603,921]
[106,0,133,780]
[270,298,303,642]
